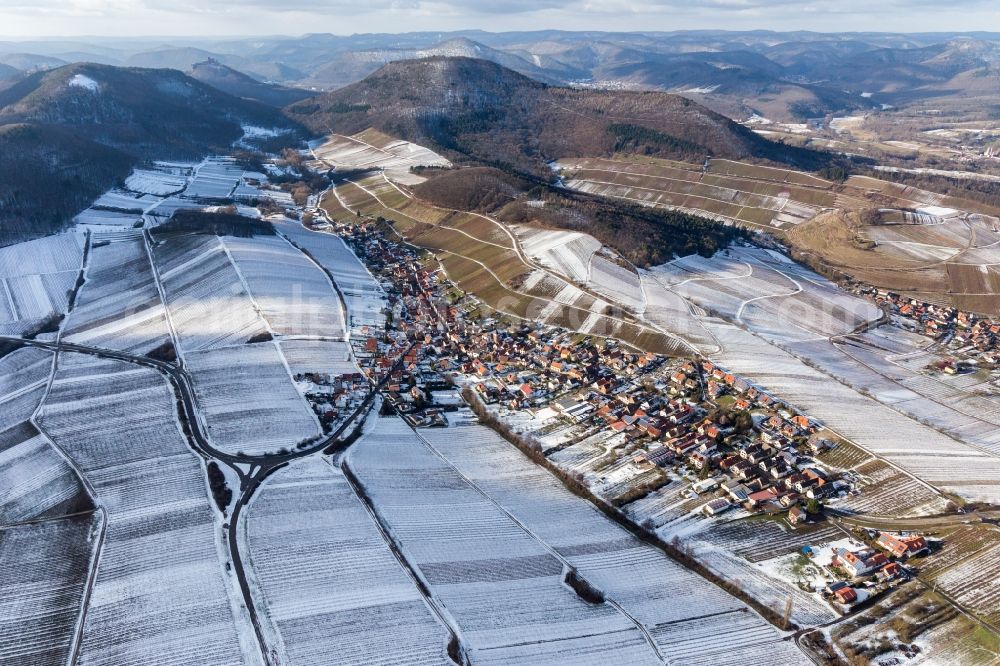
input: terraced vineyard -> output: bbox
[244,456,452,666]
[348,415,666,665]
[37,353,254,666]
[556,155,1000,313]
[63,235,171,354]
[222,234,345,339]
[311,131,451,185]
[558,156,838,231]
[0,514,102,666]
[186,343,321,456]
[321,170,688,355]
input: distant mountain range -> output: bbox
[2,31,1000,121]
[3,29,998,243]
[187,59,313,108]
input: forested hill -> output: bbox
[286,56,836,180]
[0,62,306,242]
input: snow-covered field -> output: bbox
[0,233,83,336]
[418,412,809,664]
[125,166,190,196]
[707,317,1000,505]
[0,422,88,524]
[589,255,645,312]
[0,347,54,426]
[63,236,172,354]
[73,208,143,228]
[279,339,356,377]
[348,415,665,665]
[182,157,245,200]
[0,513,102,665]
[311,132,450,183]
[244,456,451,665]
[185,343,321,456]
[278,223,386,334]
[91,189,160,212]
[37,353,255,666]
[151,233,269,352]
[640,272,720,354]
[221,235,346,339]
[515,227,601,284]
[783,335,1000,457]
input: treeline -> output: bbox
[412,167,527,211]
[514,195,752,266]
[414,166,751,266]
[864,168,1000,209]
[606,123,707,160]
[157,209,275,237]
[0,123,132,245]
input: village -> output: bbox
[303,207,939,619]
[853,284,1000,370]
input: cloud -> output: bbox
[0,0,996,35]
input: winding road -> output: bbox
[5,332,412,666]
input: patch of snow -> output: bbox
[916,205,959,217]
[69,74,99,92]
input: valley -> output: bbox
[2,30,1000,666]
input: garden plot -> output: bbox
[0,513,101,666]
[37,353,254,666]
[689,518,842,564]
[931,542,1000,625]
[186,344,321,456]
[244,456,451,666]
[348,415,663,666]
[620,481,702,529]
[221,235,345,339]
[0,347,53,427]
[279,340,356,378]
[418,413,809,662]
[152,233,269,352]
[658,519,838,628]
[0,422,88,524]
[278,223,387,333]
[63,236,171,354]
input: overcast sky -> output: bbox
[0,0,997,38]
